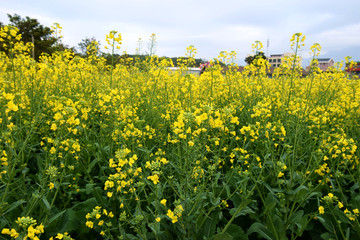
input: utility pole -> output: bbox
[31,34,35,59]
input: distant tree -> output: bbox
[0,14,58,60]
[56,42,77,53]
[101,52,121,66]
[245,51,267,65]
[77,37,101,57]
[195,58,207,67]
[170,57,206,67]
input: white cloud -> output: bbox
[1,0,360,64]
[314,23,360,50]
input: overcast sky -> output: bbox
[1,0,360,66]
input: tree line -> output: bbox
[0,13,209,67]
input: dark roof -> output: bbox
[316,58,332,62]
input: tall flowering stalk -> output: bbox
[105,30,122,88]
[51,23,63,51]
[287,33,305,105]
[147,33,157,57]
[309,43,321,74]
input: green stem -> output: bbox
[255,183,280,240]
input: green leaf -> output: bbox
[229,206,254,219]
[214,232,233,240]
[346,227,350,240]
[85,183,95,194]
[203,211,220,238]
[280,152,288,161]
[214,224,248,240]
[318,215,336,233]
[138,146,155,154]
[210,197,220,206]
[71,197,97,212]
[287,210,308,230]
[263,182,283,195]
[87,158,99,174]
[272,214,286,239]
[56,208,79,233]
[230,193,242,208]
[226,224,248,240]
[264,193,278,214]
[42,196,51,211]
[350,183,359,192]
[47,210,66,225]
[333,207,351,224]
[3,199,26,215]
[291,185,308,195]
[320,232,335,240]
[223,183,231,197]
[247,222,274,240]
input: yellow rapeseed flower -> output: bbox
[160,199,167,206]
[147,174,160,184]
[1,229,10,234]
[3,92,15,100]
[56,233,64,239]
[7,101,18,112]
[167,209,178,223]
[1,228,19,238]
[85,221,94,228]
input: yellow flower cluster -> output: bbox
[104,147,147,198]
[319,193,360,222]
[166,204,184,223]
[85,206,114,236]
[49,232,74,240]
[51,23,63,39]
[290,32,305,50]
[1,217,44,240]
[105,30,122,51]
[0,150,8,167]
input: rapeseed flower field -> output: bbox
[1,26,360,240]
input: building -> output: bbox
[268,53,302,68]
[317,58,334,71]
[167,67,201,75]
[268,54,288,68]
[345,61,360,76]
